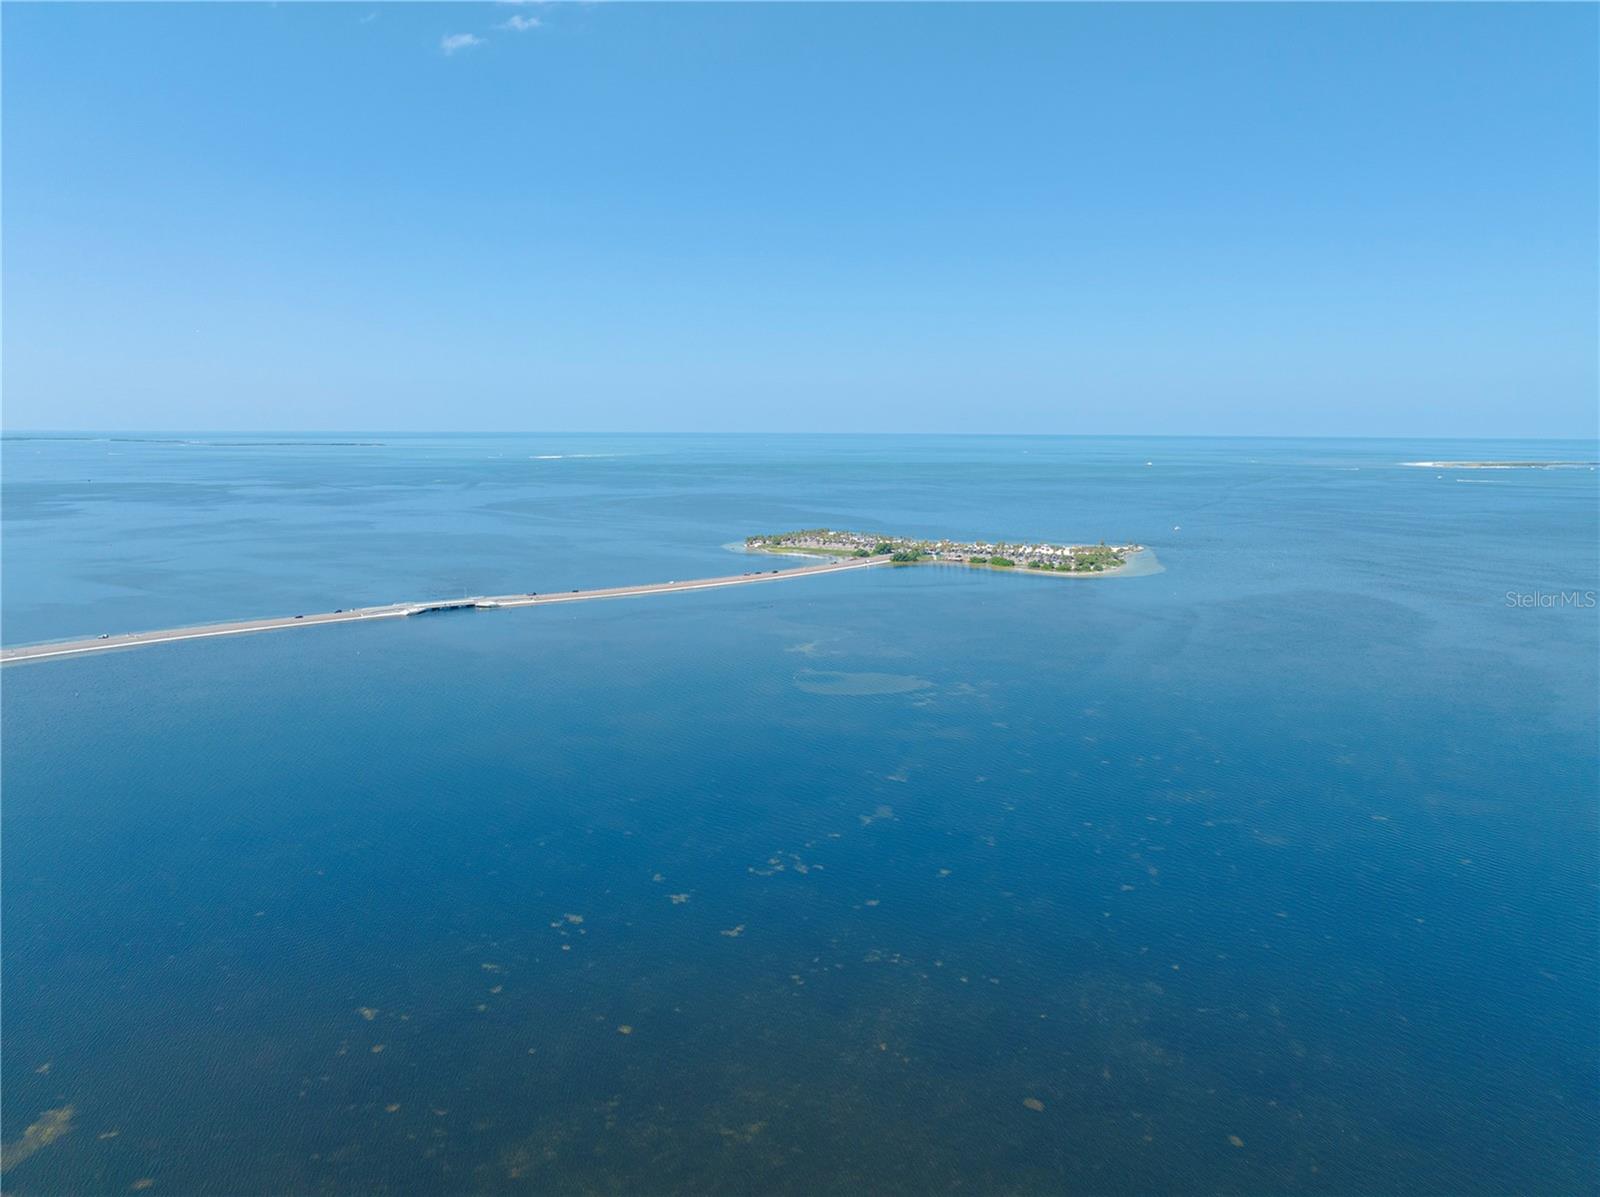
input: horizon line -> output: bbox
[3,430,1597,443]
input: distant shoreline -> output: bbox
[1401,460,1598,469]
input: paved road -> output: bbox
[1,555,889,665]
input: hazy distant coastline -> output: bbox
[1402,460,1598,469]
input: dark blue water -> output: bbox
[3,435,1596,1193]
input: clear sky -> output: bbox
[3,2,1595,436]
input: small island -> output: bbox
[745,529,1142,574]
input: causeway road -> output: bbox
[1,554,890,665]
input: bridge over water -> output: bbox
[1,555,889,665]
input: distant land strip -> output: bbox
[1400,460,1598,469]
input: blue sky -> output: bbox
[3,3,1595,436]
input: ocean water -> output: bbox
[2,434,1596,1194]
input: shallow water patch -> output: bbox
[794,670,933,696]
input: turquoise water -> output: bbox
[3,435,1596,1193]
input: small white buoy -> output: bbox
[1173,525,1180,532]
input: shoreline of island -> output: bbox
[745,529,1144,576]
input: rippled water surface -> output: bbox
[3,435,1596,1193]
